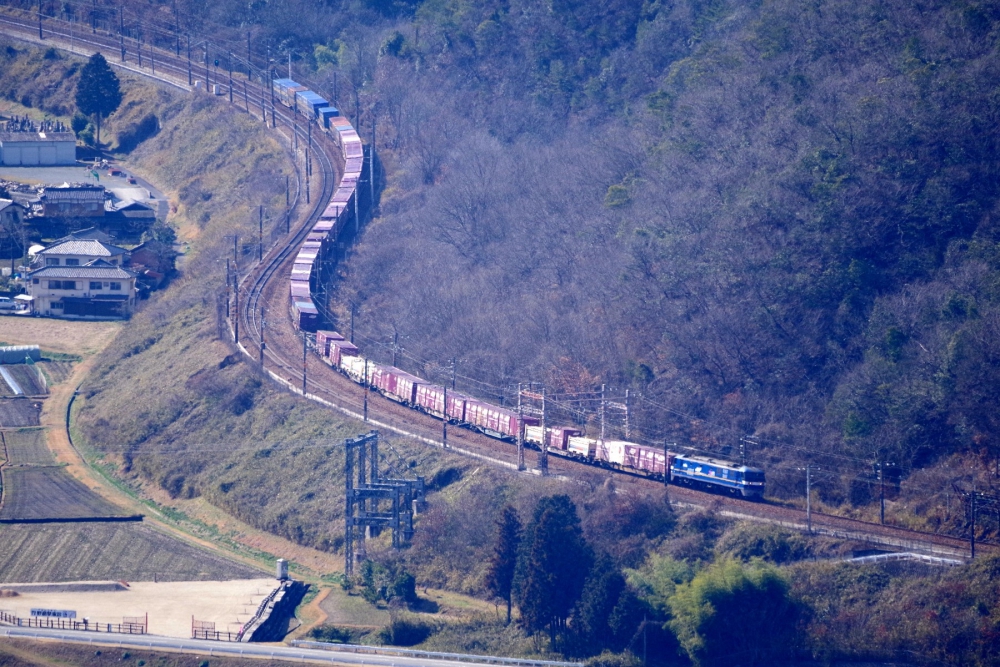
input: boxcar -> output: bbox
[624,444,671,477]
[292,299,318,332]
[319,107,340,129]
[567,436,598,458]
[315,330,345,357]
[296,90,328,118]
[371,366,424,405]
[465,402,538,440]
[328,339,359,366]
[414,384,469,422]
[273,79,307,108]
[340,354,374,383]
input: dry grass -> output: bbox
[0,319,122,357]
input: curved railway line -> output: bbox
[0,10,992,563]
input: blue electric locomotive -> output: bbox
[670,454,766,499]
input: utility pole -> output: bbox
[971,488,977,560]
[232,234,239,273]
[187,35,191,85]
[225,258,230,318]
[370,113,376,210]
[806,465,815,532]
[391,331,398,366]
[624,388,631,439]
[354,175,359,234]
[246,30,251,77]
[451,358,457,389]
[119,4,124,62]
[288,50,292,80]
[516,383,525,471]
[259,307,266,366]
[302,334,308,394]
[442,385,448,447]
[350,304,355,343]
[92,0,97,34]
[878,461,885,525]
[363,358,369,421]
[228,52,233,104]
[173,0,179,55]
[258,205,263,261]
[38,0,43,40]
[539,385,548,475]
[233,272,239,344]
[600,384,606,443]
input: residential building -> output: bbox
[35,238,128,268]
[0,199,26,228]
[28,259,136,318]
[37,185,107,217]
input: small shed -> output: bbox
[0,131,76,166]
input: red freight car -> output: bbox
[414,384,469,422]
[315,330,345,357]
[329,339,359,366]
[624,444,671,477]
[465,402,539,440]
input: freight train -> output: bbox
[275,78,365,332]
[279,79,766,500]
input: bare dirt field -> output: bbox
[0,467,129,521]
[0,319,121,357]
[0,578,279,638]
[0,399,41,427]
[0,523,266,583]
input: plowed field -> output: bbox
[1,429,53,466]
[0,523,265,582]
[0,399,41,427]
[0,467,130,521]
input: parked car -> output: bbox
[0,296,19,311]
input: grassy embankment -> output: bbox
[2,38,493,584]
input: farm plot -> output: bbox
[0,399,41,427]
[0,523,265,582]
[0,467,130,521]
[36,360,75,386]
[1,429,54,466]
[1,364,48,396]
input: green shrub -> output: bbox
[584,651,642,667]
[377,618,432,646]
[714,522,809,564]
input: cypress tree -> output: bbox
[513,495,592,649]
[75,53,122,146]
[485,505,522,624]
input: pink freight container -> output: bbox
[315,330,345,357]
[623,444,670,475]
[465,402,538,439]
[414,384,469,421]
[329,339,359,366]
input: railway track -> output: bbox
[0,9,992,562]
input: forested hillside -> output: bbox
[229,0,1000,504]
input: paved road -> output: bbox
[0,627,579,667]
